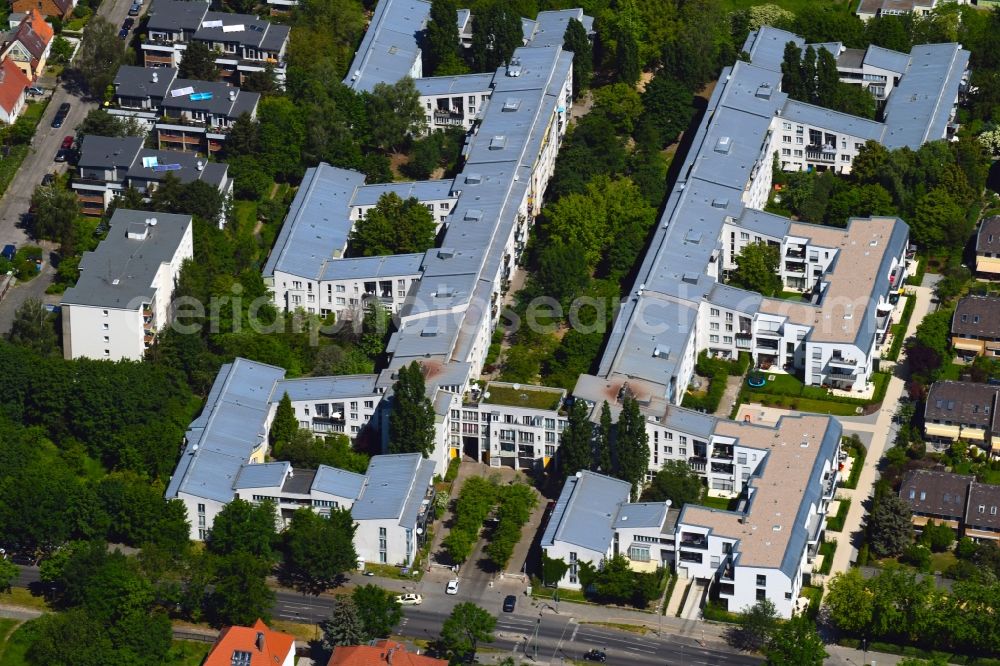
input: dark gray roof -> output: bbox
[924,381,1000,430]
[899,469,973,521]
[61,209,192,309]
[129,149,229,188]
[114,66,177,101]
[952,295,1000,339]
[194,11,290,51]
[275,375,379,401]
[863,44,910,73]
[161,78,260,117]
[281,467,316,495]
[145,0,208,32]
[77,135,143,171]
[977,216,1000,255]
[613,502,668,529]
[966,483,1000,531]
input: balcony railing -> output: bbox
[711,446,733,460]
[805,149,836,162]
[312,420,345,433]
[828,354,857,366]
[786,248,805,259]
[785,262,806,274]
[689,456,707,473]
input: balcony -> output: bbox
[756,339,779,351]
[679,533,708,550]
[312,419,345,434]
[828,353,857,367]
[805,149,836,162]
[784,261,806,274]
[433,110,465,126]
[689,456,707,473]
[711,446,733,460]
[786,248,805,259]
[711,462,734,475]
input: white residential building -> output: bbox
[60,209,192,361]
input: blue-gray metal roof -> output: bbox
[662,406,718,439]
[863,44,910,73]
[883,43,969,149]
[741,26,803,72]
[525,9,592,47]
[781,99,886,141]
[320,253,424,282]
[146,0,207,32]
[233,461,289,489]
[61,209,192,309]
[312,465,367,499]
[613,502,668,529]
[413,73,495,97]
[351,179,456,207]
[275,375,379,402]
[541,471,630,553]
[77,135,143,170]
[166,358,286,503]
[732,208,791,239]
[262,163,365,279]
[708,283,763,315]
[351,453,427,521]
[344,0,430,92]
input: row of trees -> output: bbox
[781,43,875,119]
[731,599,827,666]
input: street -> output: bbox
[0,0,138,333]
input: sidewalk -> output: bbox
[827,285,931,576]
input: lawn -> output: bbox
[0,145,29,199]
[777,290,810,302]
[826,498,850,531]
[928,551,957,574]
[721,0,853,14]
[0,620,32,666]
[482,382,563,411]
[233,199,258,233]
[744,391,864,416]
[166,639,212,666]
[817,540,837,575]
[700,495,739,511]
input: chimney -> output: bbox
[256,632,264,652]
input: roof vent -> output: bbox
[489,135,506,150]
[464,209,483,222]
[772,524,782,532]
[229,89,237,101]
[715,136,732,155]
[682,272,699,285]
[502,98,521,112]
[711,198,729,209]
[685,230,703,244]
[465,173,482,184]
[755,83,773,99]
[653,346,669,360]
[151,71,159,83]
[421,326,439,337]
[437,248,455,259]
[436,285,454,298]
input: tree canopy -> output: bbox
[178,40,220,81]
[730,242,782,297]
[440,602,496,659]
[469,0,522,72]
[349,192,437,257]
[283,508,358,594]
[388,362,435,457]
[641,461,702,507]
[75,17,126,96]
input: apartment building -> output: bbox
[540,471,675,589]
[271,374,385,439]
[951,295,1000,359]
[414,73,493,131]
[975,216,1000,277]
[923,381,1000,457]
[900,469,1000,542]
[836,44,910,99]
[72,135,231,217]
[60,210,193,361]
[142,0,289,87]
[856,0,965,20]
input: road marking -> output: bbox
[569,624,579,642]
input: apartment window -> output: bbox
[909,489,915,499]
[737,453,747,464]
[104,349,110,357]
[103,336,109,343]
[103,323,109,330]
[569,552,578,584]
[710,308,719,317]
[920,491,926,501]
[795,136,803,145]
[292,281,303,289]
[379,526,387,563]
[679,448,687,456]
[756,589,767,601]
[740,232,749,241]
[680,436,688,445]
[336,284,346,292]
[364,400,374,409]
[710,322,719,331]
[726,313,733,322]
[782,122,791,130]
[724,336,733,344]
[665,432,673,441]
[102,310,109,316]
[980,505,987,513]
[336,297,346,305]
[725,323,733,332]
[710,334,719,343]
[313,499,338,509]
[627,546,651,562]
[782,148,791,156]
[545,444,555,456]
[841,154,850,162]
[756,574,766,587]
[782,135,791,143]
[794,149,803,157]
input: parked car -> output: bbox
[502,595,516,612]
[582,649,607,662]
[27,86,44,96]
[1,245,15,261]
[51,102,70,128]
[445,579,459,595]
[128,2,141,15]
[394,593,423,606]
[123,17,135,29]
[61,135,74,150]
[54,149,68,162]
[118,27,129,39]
[41,173,54,186]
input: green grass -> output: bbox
[928,550,958,573]
[0,619,21,665]
[701,600,740,623]
[482,382,563,410]
[744,391,863,416]
[826,498,850,532]
[817,541,837,575]
[840,438,867,490]
[0,620,33,666]
[777,290,809,302]
[884,295,917,362]
[0,145,29,199]
[532,584,588,603]
[801,585,823,619]
[700,495,739,511]
[938,363,965,381]
[233,199,258,233]
[166,640,212,666]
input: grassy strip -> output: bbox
[801,585,823,620]
[838,638,1000,666]
[826,498,851,532]
[531,584,589,604]
[840,438,867,490]
[884,295,917,362]
[701,600,740,624]
[817,541,836,575]
[582,621,650,635]
[662,574,677,614]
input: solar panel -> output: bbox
[152,164,182,171]
[189,92,213,101]
[171,86,195,97]
[141,156,158,168]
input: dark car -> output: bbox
[54,149,68,162]
[118,27,129,39]
[1,244,15,261]
[128,2,141,15]
[51,102,70,128]
[502,595,516,612]
[123,17,135,29]
[583,649,607,662]
[41,173,54,186]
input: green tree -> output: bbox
[918,520,955,553]
[424,0,464,76]
[366,77,424,152]
[207,498,277,560]
[178,40,220,80]
[388,362,435,457]
[7,297,59,357]
[349,192,436,256]
[592,83,644,135]
[641,460,702,507]
[563,18,593,98]
[825,569,872,633]
[29,185,80,245]
[734,599,778,651]
[0,557,17,592]
[242,65,278,95]
[867,493,913,558]
[641,74,694,146]
[731,242,782,297]
[270,392,298,453]
[277,431,370,473]
[559,400,594,480]
[615,395,649,500]
[910,187,968,250]
[596,401,613,473]
[440,602,496,659]
[615,27,640,85]
[468,0,522,72]
[210,551,275,626]
[541,552,569,586]
[535,239,591,311]
[815,46,840,107]
[765,614,827,665]
[781,41,804,101]
[76,109,144,140]
[353,584,402,640]
[320,596,365,649]
[801,45,818,102]
[50,35,74,65]
[75,17,126,95]
[283,508,358,594]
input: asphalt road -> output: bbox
[0,0,140,332]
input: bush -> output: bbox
[444,456,460,483]
[885,295,917,362]
[840,436,867,490]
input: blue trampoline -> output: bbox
[748,373,766,388]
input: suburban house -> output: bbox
[899,469,1000,542]
[923,381,1000,457]
[0,56,31,124]
[157,77,259,155]
[203,619,295,666]
[951,295,1000,359]
[975,216,1000,278]
[899,470,974,530]
[141,0,290,87]
[60,210,193,361]
[328,640,447,666]
[72,134,231,217]
[9,0,73,19]
[540,471,675,589]
[0,8,52,80]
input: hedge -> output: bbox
[885,294,917,362]
[826,498,851,532]
[839,437,867,490]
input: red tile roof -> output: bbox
[6,8,53,63]
[328,640,447,666]
[0,57,29,114]
[203,619,295,666]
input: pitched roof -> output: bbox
[328,640,446,666]
[966,482,1000,531]
[924,381,1000,430]
[0,56,29,114]
[7,8,52,61]
[977,216,1000,256]
[899,469,973,520]
[204,619,295,666]
[952,295,1000,339]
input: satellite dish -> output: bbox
[483,392,490,399]
[575,471,583,478]
[416,527,423,535]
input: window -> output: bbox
[737,453,747,464]
[795,136,803,145]
[627,545,650,562]
[756,574,766,587]
[724,336,733,344]
[782,122,791,130]
[783,135,791,143]
[569,551,578,584]
[710,322,719,331]
[920,491,926,501]
[103,323,109,330]
[782,148,791,156]
[909,489,915,499]
[103,336,109,343]
[794,149,803,157]
[841,154,850,162]
[198,504,205,513]
[104,349,110,357]
[710,308,719,317]
[710,335,719,343]
[364,400,374,409]
[102,310,109,316]
[980,505,987,514]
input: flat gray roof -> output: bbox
[312,465,367,499]
[414,73,494,97]
[160,78,260,118]
[233,461,289,489]
[114,65,177,101]
[275,374,379,402]
[614,502,668,529]
[781,99,886,141]
[344,0,430,92]
[61,209,192,310]
[320,253,424,282]
[351,453,434,525]
[541,471,630,553]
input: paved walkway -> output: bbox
[715,374,744,417]
[827,285,932,575]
